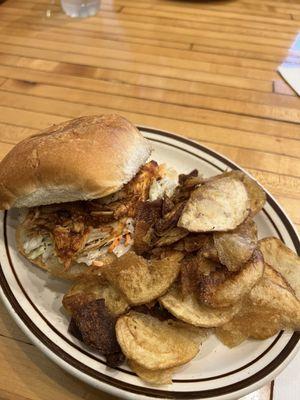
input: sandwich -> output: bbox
[0,114,176,279]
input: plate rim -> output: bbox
[0,126,299,400]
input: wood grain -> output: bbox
[0,0,299,399]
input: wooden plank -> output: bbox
[0,1,294,49]
[276,195,300,224]
[191,43,298,64]
[0,68,299,144]
[121,6,299,34]
[0,12,189,51]
[0,19,280,71]
[0,106,65,130]
[0,42,272,92]
[0,335,116,400]
[0,29,277,82]
[0,302,31,344]
[1,57,298,114]
[0,62,297,125]
[0,123,36,144]
[0,6,293,55]
[0,141,14,160]
[247,168,300,200]
[8,0,296,43]
[1,76,300,140]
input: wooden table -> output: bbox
[0,0,299,399]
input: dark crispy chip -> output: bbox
[196,250,264,308]
[197,268,230,302]
[162,196,175,216]
[133,200,162,255]
[201,235,219,261]
[73,299,120,355]
[178,169,198,185]
[180,254,218,297]
[132,302,175,321]
[106,352,126,368]
[172,170,204,204]
[68,317,83,341]
[183,234,211,253]
[155,202,185,235]
[155,227,188,247]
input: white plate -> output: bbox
[0,127,299,400]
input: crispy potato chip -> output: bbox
[259,237,300,300]
[216,264,300,347]
[103,251,182,305]
[180,254,218,296]
[210,171,266,216]
[201,235,219,261]
[62,277,129,316]
[160,284,241,327]
[263,263,293,290]
[198,250,264,308]
[175,233,210,253]
[178,177,249,232]
[128,360,175,385]
[213,218,257,271]
[116,311,203,370]
[73,299,120,355]
[155,227,188,247]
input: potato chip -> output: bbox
[116,311,202,370]
[259,237,300,300]
[178,177,249,232]
[216,264,300,346]
[155,227,188,247]
[104,251,182,305]
[160,284,241,327]
[128,360,175,385]
[213,218,257,271]
[62,277,129,316]
[198,250,264,308]
[210,171,266,216]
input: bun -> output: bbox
[0,115,151,209]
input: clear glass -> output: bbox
[60,0,100,18]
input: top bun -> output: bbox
[0,114,152,209]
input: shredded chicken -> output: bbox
[23,162,161,269]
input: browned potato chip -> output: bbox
[216,264,300,347]
[198,250,264,308]
[128,360,175,385]
[160,284,241,327]
[213,218,257,271]
[210,171,266,216]
[104,251,182,305]
[155,227,188,247]
[180,254,218,297]
[259,237,300,300]
[116,311,203,370]
[178,177,249,232]
[62,277,129,316]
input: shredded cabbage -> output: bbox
[24,235,53,261]
[76,246,109,266]
[23,236,44,254]
[149,176,177,201]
